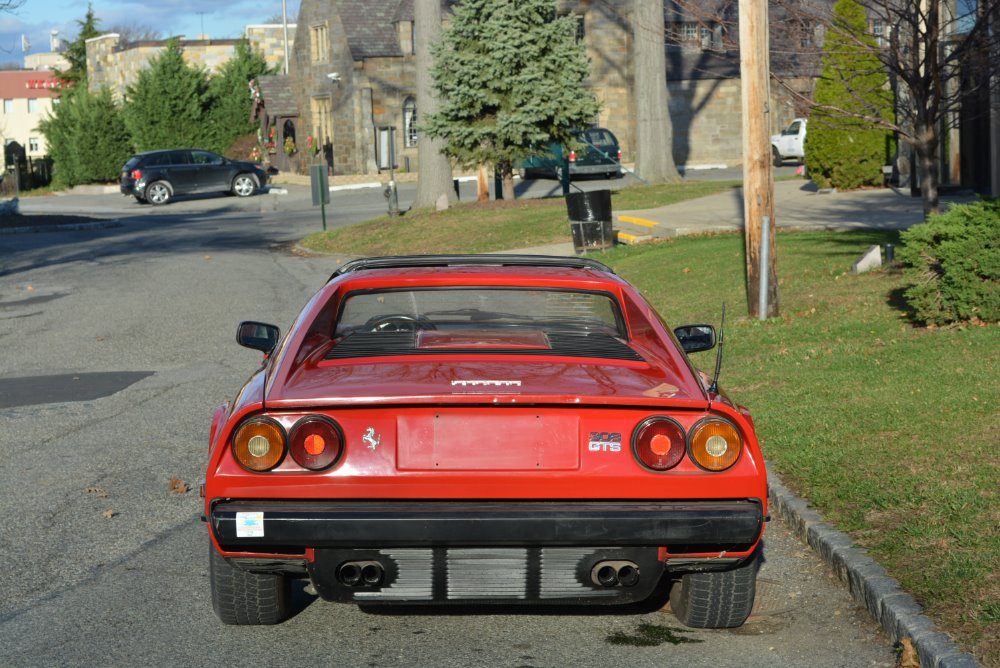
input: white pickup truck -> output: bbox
[771,118,807,166]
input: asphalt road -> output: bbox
[0,181,893,667]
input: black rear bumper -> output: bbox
[210,499,764,551]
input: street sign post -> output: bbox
[310,164,329,231]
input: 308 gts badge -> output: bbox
[588,432,622,452]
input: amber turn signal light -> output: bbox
[689,419,742,471]
[232,418,286,471]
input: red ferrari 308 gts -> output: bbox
[203,255,767,628]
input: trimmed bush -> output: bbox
[898,199,1000,325]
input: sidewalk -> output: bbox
[613,179,974,241]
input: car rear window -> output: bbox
[335,288,626,338]
[582,130,617,147]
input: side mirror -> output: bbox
[237,321,280,354]
[674,324,716,353]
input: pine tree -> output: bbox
[123,39,211,150]
[38,87,132,187]
[55,3,102,86]
[205,40,274,155]
[805,0,893,190]
[423,0,599,199]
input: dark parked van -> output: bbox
[519,128,622,180]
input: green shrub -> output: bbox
[37,87,133,188]
[898,199,1000,325]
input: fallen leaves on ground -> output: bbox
[85,486,109,498]
[102,509,117,519]
[169,478,190,494]
[897,637,920,668]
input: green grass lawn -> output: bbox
[607,234,998,666]
[299,179,740,255]
[299,187,999,665]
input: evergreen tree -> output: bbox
[805,0,893,190]
[205,40,274,154]
[38,87,132,187]
[55,3,102,86]
[123,39,211,150]
[424,0,599,199]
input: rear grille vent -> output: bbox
[325,332,643,362]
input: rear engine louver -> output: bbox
[324,332,643,362]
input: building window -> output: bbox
[27,98,38,113]
[403,97,417,148]
[29,137,40,153]
[310,23,329,63]
[682,23,698,41]
[310,96,332,148]
[3,99,11,113]
[574,15,585,43]
[872,18,885,46]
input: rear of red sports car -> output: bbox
[203,256,767,627]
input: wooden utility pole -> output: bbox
[739,0,779,319]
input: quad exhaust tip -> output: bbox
[592,560,640,588]
[337,560,384,587]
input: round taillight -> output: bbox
[632,417,686,471]
[232,418,285,471]
[289,416,344,470]
[689,419,742,471]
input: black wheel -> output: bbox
[669,550,759,629]
[771,147,783,168]
[209,541,291,625]
[146,181,171,205]
[232,173,259,198]
[554,166,565,182]
[133,195,148,205]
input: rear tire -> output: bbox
[209,541,291,625]
[231,173,259,198]
[772,147,783,168]
[146,181,171,205]
[669,550,759,629]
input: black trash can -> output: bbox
[565,189,613,254]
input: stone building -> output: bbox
[271,0,810,176]
[85,24,296,100]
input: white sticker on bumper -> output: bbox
[236,511,264,538]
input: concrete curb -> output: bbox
[0,219,122,235]
[767,465,982,668]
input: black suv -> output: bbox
[120,149,268,205]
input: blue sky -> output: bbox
[0,0,300,66]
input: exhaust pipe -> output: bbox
[591,560,640,588]
[338,562,362,586]
[338,561,384,587]
[361,562,383,586]
[617,564,639,587]
[596,565,619,587]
